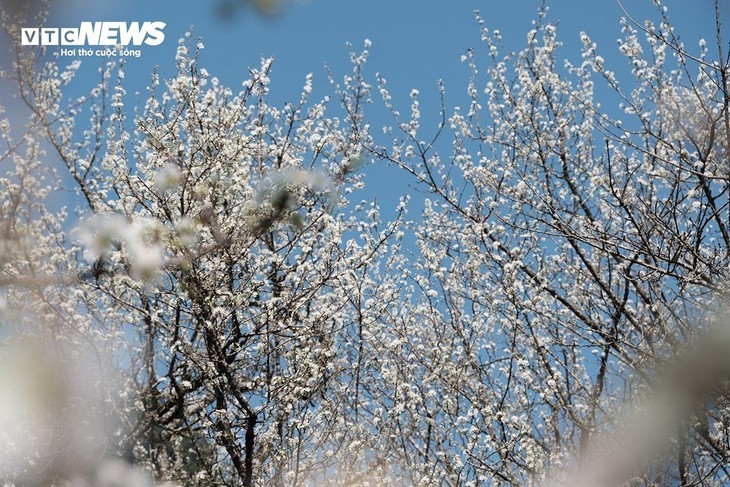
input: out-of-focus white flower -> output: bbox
[73,213,128,261]
[174,216,199,248]
[0,341,107,483]
[0,344,56,479]
[153,165,183,193]
[73,215,167,282]
[0,341,175,486]
[259,168,336,211]
[96,459,154,487]
[125,219,165,282]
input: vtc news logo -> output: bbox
[21,21,166,46]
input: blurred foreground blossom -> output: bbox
[73,214,166,282]
[250,168,337,230]
[72,214,129,261]
[0,340,168,486]
[563,315,730,486]
[153,165,183,193]
[93,459,155,487]
[259,168,336,208]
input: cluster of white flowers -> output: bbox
[0,1,727,485]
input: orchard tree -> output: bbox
[0,17,411,486]
[1,1,729,486]
[370,1,730,485]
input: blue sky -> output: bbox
[43,0,727,214]
[49,0,721,100]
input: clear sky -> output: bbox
[40,0,728,214]
[48,0,722,100]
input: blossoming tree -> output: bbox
[1,1,729,486]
